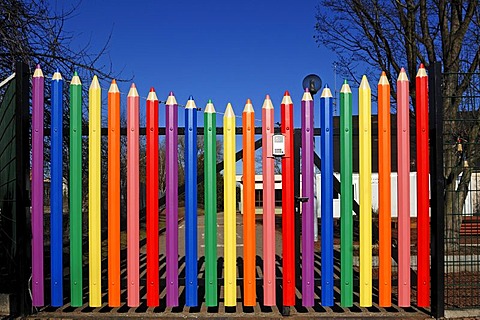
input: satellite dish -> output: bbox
[302,74,322,96]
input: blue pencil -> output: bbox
[320,84,334,305]
[50,70,63,307]
[185,96,198,306]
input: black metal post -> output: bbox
[14,61,31,316]
[428,61,445,318]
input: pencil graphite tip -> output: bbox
[243,99,254,113]
[360,75,371,90]
[205,100,216,113]
[127,83,139,97]
[416,65,427,77]
[397,68,409,81]
[320,85,333,98]
[147,88,158,101]
[52,71,62,81]
[185,97,197,109]
[262,95,274,109]
[33,65,44,78]
[36,64,41,69]
[71,73,81,85]
[378,72,390,85]
[188,95,194,100]
[90,75,100,89]
[284,90,290,96]
[166,92,177,105]
[302,89,313,101]
[340,81,351,93]
[281,92,293,105]
[73,71,78,76]
[225,103,235,117]
[109,79,119,93]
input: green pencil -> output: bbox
[204,100,217,306]
[69,72,83,306]
[340,80,353,306]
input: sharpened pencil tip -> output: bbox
[166,92,177,105]
[360,75,371,89]
[398,68,409,81]
[185,96,197,109]
[128,83,139,97]
[284,90,290,96]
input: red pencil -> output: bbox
[281,91,295,306]
[416,64,430,306]
[146,88,159,306]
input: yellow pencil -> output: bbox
[223,103,237,306]
[359,75,372,307]
[89,75,102,307]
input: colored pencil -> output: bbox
[50,70,63,307]
[359,75,372,307]
[70,72,83,306]
[166,92,179,307]
[301,88,314,307]
[185,96,198,306]
[146,88,159,307]
[416,64,430,307]
[224,103,237,306]
[378,71,392,307]
[242,99,256,306]
[108,79,121,306]
[262,95,276,306]
[320,84,334,306]
[32,65,44,306]
[340,80,353,307]
[127,84,140,307]
[204,99,218,306]
[281,91,295,306]
[397,68,411,307]
[89,75,102,307]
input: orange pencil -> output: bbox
[242,99,256,306]
[108,80,121,306]
[378,72,391,306]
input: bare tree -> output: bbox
[315,0,479,249]
[1,0,126,237]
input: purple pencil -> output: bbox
[301,88,314,306]
[166,92,179,306]
[31,65,45,306]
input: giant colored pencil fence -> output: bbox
[30,66,431,309]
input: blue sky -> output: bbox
[50,0,350,129]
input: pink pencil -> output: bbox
[32,64,44,306]
[127,84,140,306]
[262,95,276,306]
[397,68,411,306]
